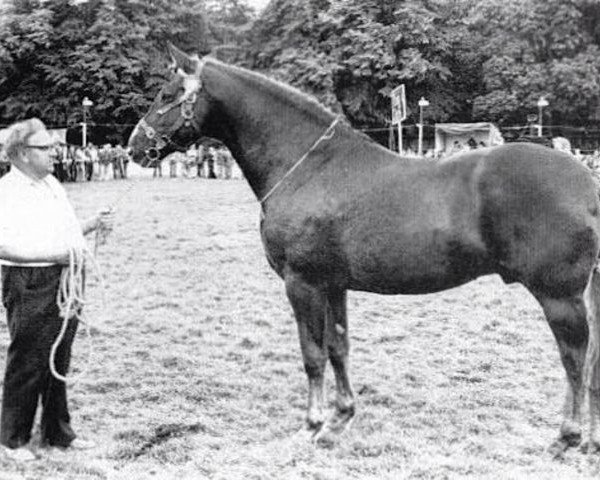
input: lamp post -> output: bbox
[82,96,93,147]
[537,96,548,138]
[417,97,429,156]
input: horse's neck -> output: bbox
[203,62,337,200]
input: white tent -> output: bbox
[552,136,572,153]
[434,122,504,155]
[0,128,10,146]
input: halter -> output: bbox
[140,61,205,164]
[259,116,341,206]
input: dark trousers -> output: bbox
[0,266,78,448]
[85,162,93,181]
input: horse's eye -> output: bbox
[161,91,176,102]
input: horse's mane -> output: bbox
[204,57,336,122]
[202,57,395,154]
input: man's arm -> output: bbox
[81,216,100,236]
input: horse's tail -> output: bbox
[584,266,600,422]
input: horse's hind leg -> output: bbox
[314,289,355,442]
[536,294,588,456]
[285,271,328,434]
[583,271,600,453]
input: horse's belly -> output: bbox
[346,230,491,295]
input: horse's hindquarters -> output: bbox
[476,147,600,297]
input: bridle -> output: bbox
[139,60,205,165]
[137,59,341,206]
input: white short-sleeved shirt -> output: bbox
[0,167,86,266]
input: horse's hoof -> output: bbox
[548,439,569,459]
[292,426,317,443]
[580,439,600,454]
[311,408,355,447]
[548,432,581,459]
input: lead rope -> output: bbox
[259,116,341,207]
[50,178,137,383]
[50,246,105,383]
[93,178,137,255]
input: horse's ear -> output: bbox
[167,42,199,75]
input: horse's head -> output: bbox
[128,44,210,167]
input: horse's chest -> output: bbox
[261,215,346,278]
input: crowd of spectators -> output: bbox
[573,149,600,171]
[160,144,240,179]
[4,135,596,181]
[0,143,130,182]
[0,142,241,181]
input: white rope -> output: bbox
[50,177,137,383]
[259,116,341,206]
[50,246,106,384]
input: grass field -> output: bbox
[1,175,600,479]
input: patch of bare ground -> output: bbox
[0,177,599,479]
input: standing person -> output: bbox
[196,144,204,178]
[152,157,162,178]
[0,119,114,462]
[87,144,99,181]
[58,144,69,182]
[0,147,11,178]
[67,145,77,182]
[98,144,112,181]
[121,147,130,179]
[111,146,123,180]
[83,146,93,181]
[206,146,217,179]
[52,145,63,182]
[74,146,86,182]
[216,146,233,179]
[168,153,179,178]
[183,146,194,178]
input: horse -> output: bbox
[128,44,600,456]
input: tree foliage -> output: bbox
[1,0,600,144]
[248,0,600,129]
[0,0,214,142]
[469,0,600,125]
[246,0,482,128]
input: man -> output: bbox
[0,118,114,462]
[0,146,9,178]
[98,143,112,181]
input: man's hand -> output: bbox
[96,207,115,234]
[93,207,115,247]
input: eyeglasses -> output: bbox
[25,145,55,151]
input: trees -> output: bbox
[247,0,482,129]
[470,0,600,126]
[1,0,600,142]
[0,0,210,142]
[247,0,600,130]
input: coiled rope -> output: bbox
[48,179,136,384]
[50,246,106,383]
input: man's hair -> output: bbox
[4,118,47,161]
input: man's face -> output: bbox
[24,130,56,177]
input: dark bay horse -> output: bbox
[128,44,600,455]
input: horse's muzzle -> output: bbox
[145,147,161,165]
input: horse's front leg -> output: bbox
[285,271,328,433]
[314,288,355,443]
